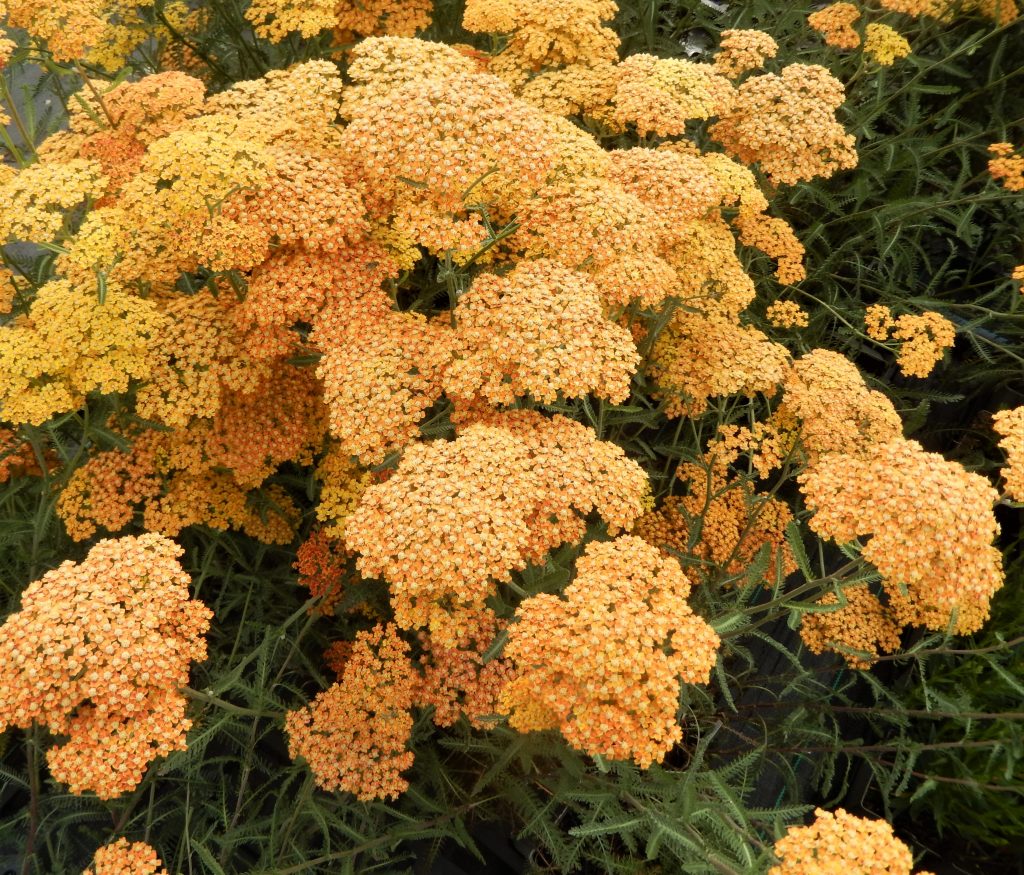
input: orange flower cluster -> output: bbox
[864,24,912,65]
[864,305,956,378]
[285,623,417,800]
[770,808,933,875]
[85,839,168,875]
[463,0,620,78]
[447,259,639,405]
[992,406,1024,500]
[808,3,862,50]
[800,585,903,668]
[344,413,649,642]
[649,312,790,417]
[711,64,858,185]
[779,350,903,460]
[989,142,1024,191]
[800,439,1003,634]
[766,300,810,328]
[501,536,720,767]
[713,29,779,79]
[0,535,210,798]
[634,461,796,584]
[879,0,1017,25]
[416,609,517,729]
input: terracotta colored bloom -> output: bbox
[770,808,928,875]
[992,406,1024,501]
[85,838,167,875]
[501,536,720,767]
[0,535,211,798]
[800,439,1003,635]
[416,608,517,729]
[286,623,417,800]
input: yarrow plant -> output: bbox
[0,0,1021,871]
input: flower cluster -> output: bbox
[864,23,913,65]
[989,142,1024,191]
[992,406,1024,501]
[0,535,210,798]
[416,609,517,729]
[344,413,649,643]
[770,808,934,875]
[285,623,417,800]
[800,439,1003,634]
[501,536,719,767]
[766,300,810,328]
[711,64,858,185]
[879,0,1017,25]
[634,460,796,585]
[864,305,956,377]
[713,29,779,79]
[800,584,903,668]
[808,3,862,49]
[85,839,168,875]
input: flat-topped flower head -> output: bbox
[808,3,862,49]
[800,439,1003,635]
[992,406,1024,501]
[0,535,210,798]
[770,808,930,875]
[501,535,720,767]
[286,623,417,800]
[85,839,168,875]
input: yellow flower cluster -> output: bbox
[0,281,166,426]
[800,584,903,668]
[800,439,1003,634]
[85,839,168,875]
[770,808,934,875]
[0,535,210,798]
[285,623,417,800]
[864,304,956,377]
[711,64,858,185]
[808,3,862,49]
[864,23,913,65]
[989,142,1024,191]
[0,159,108,243]
[992,406,1024,500]
[501,536,720,767]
